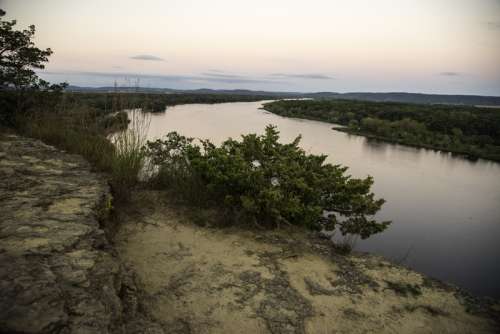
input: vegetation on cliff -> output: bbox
[263,99,500,161]
[144,125,390,239]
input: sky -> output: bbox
[2,0,500,95]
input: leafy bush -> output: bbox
[145,125,390,238]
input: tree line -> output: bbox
[263,99,500,161]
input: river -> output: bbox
[140,100,500,299]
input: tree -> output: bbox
[0,9,66,125]
[0,9,54,89]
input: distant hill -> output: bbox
[65,86,500,106]
[305,92,500,106]
[65,85,300,97]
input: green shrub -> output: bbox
[145,125,390,238]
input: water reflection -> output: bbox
[139,101,500,298]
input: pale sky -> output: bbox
[2,0,500,94]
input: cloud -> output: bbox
[270,73,333,80]
[130,54,164,61]
[200,75,270,84]
[201,72,248,79]
[439,72,461,76]
[43,69,320,86]
[40,70,272,85]
[201,71,278,84]
[485,21,500,30]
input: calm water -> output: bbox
[142,101,500,298]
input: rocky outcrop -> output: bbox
[0,134,143,333]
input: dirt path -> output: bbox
[115,191,499,334]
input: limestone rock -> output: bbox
[0,135,144,333]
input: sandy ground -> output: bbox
[114,191,499,334]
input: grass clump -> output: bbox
[109,110,150,201]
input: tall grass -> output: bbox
[19,109,116,171]
[17,102,150,203]
[109,109,150,201]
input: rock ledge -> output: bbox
[0,135,139,333]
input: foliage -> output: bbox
[263,99,500,161]
[0,9,53,89]
[18,110,116,171]
[17,106,148,203]
[145,125,390,239]
[0,9,67,125]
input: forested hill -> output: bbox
[305,92,500,106]
[65,85,302,97]
[65,86,500,106]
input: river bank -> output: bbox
[331,126,485,162]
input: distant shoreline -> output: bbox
[331,126,487,162]
[262,100,500,163]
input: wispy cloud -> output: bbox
[270,73,333,80]
[201,71,278,83]
[439,72,461,76]
[41,70,272,85]
[130,54,164,61]
[201,72,248,79]
[200,75,270,84]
